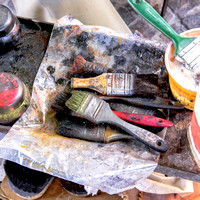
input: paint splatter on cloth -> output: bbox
[0,15,166,194]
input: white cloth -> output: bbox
[12,0,132,34]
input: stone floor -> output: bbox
[111,0,200,44]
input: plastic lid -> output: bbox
[0,73,24,110]
[0,5,15,37]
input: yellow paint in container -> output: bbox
[165,28,200,110]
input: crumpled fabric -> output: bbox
[0,15,160,195]
[135,172,194,196]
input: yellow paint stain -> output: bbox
[20,145,29,148]
[117,37,123,45]
[93,27,99,31]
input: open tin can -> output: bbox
[165,28,200,110]
[0,4,20,51]
[0,73,30,124]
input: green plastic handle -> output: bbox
[127,0,182,52]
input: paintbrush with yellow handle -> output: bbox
[71,73,158,97]
[65,90,168,152]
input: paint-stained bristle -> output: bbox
[65,91,89,113]
[4,160,52,194]
[71,55,86,74]
[51,93,70,114]
[133,74,159,97]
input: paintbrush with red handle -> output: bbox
[52,93,173,128]
[65,90,168,152]
[113,110,173,127]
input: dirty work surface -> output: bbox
[0,13,199,182]
[111,0,200,181]
[0,16,168,194]
[0,18,53,92]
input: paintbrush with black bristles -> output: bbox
[58,117,134,143]
[71,73,159,97]
[64,90,168,152]
[4,160,53,199]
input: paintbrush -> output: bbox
[71,55,107,76]
[128,0,200,71]
[71,73,159,97]
[4,160,53,199]
[98,95,184,110]
[52,93,173,127]
[113,110,173,127]
[58,117,133,143]
[65,90,168,152]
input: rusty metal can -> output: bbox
[0,4,20,51]
[0,73,30,124]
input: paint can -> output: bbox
[165,28,200,110]
[0,4,21,51]
[187,87,200,167]
[0,73,30,124]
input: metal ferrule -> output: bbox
[79,94,105,123]
[106,73,133,96]
[0,4,20,48]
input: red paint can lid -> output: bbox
[0,73,24,111]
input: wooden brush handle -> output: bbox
[71,73,107,94]
[99,103,168,152]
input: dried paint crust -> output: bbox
[0,15,197,192]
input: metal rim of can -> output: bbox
[0,4,15,37]
[0,73,30,124]
[0,4,20,49]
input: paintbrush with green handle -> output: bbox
[65,90,168,152]
[127,0,200,71]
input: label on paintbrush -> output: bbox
[106,73,133,95]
